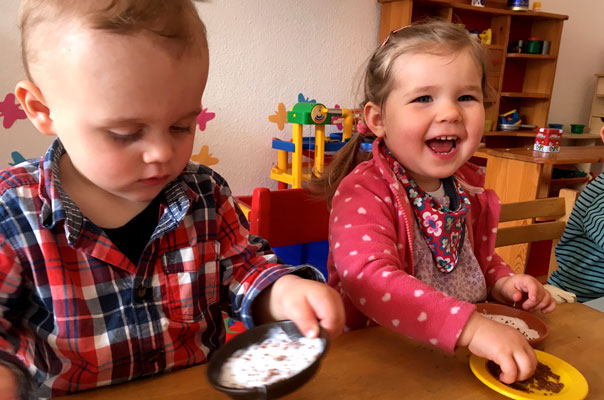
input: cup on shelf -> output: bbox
[570,124,585,134]
[547,123,564,131]
[526,37,543,54]
[484,120,493,131]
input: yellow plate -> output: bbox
[469,350,588,400]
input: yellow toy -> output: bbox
[479,28,492,45]
[270,102,353,189]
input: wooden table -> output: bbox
[475,145,604,273]
[62,302,603,399]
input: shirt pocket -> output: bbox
[161,241,220,323]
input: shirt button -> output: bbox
[136,286,147,301]
[147,350,162,363]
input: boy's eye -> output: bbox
[170,125,193,134]
[459,95,477,102]
[107,130,141,142]
[412,95,432,103]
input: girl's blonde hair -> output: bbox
[309,19,489,204]
[18,0,207,82]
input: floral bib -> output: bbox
[381,144,470,273]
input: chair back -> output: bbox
[241,187,330,249]
[496,188,579,278]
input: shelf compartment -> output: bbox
[506,53,556,60]
[500,92,550,99]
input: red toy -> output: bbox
[534,128,561,153]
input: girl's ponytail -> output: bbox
[308,129,373,206]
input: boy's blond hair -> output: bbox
[18,0,207,82]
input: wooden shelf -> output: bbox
[550,176,590,187]
[589,74,604,134]
[379,0,567,143]
[506,53,556,60]
[500,92,550,99]
[484,131,601,139]
[378,0,568,20]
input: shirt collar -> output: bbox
[38,139,198,245]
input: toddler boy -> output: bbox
[547,119,604,303]
[0,1,344,398]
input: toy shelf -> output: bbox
[589,74,604,134]
[378,0,568,149]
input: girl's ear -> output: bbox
[364,101,386,138]
[15,80,56,136]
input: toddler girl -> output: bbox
[311,20,556,384]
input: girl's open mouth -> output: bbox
[426,136,458,155]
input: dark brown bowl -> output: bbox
[475,302,549,346]
[207,320,329,399]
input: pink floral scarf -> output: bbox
[381,144,469,273]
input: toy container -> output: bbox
[534,128,561,153]
[507,0,528,11]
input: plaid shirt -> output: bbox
[0,139,322,398]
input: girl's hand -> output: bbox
[458,312,537,384]
[490,274,556,313]
[252,275,345,339]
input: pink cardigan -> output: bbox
[327,138,514,352]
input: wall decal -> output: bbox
[297,93,316,104]
[8,151,26,166]
[196,105,215,131]
[268,102,287,131]
[0,93,27,129]
[191,144,219,166]
[333,104,344,130]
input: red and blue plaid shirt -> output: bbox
[0,139,322,398]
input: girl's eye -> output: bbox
[412,95,432,103]
[459,95,477,102]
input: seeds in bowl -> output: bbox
[218,327,325,389]
[480,312,540,340]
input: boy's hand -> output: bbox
[458,312,537,384]
[543,284,576,304]
[253,275,345,338]
[490,274,556,313]
[0,364,19,400]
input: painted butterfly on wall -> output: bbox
[268,102,287,131]
[297,93,316,104]
[0,93,27,129]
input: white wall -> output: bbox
[0,0,379,196]
[1,1,602,196]
[534,0,604,128]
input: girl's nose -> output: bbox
[436,100,462,123]
[142,132,173,164]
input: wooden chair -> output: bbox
[495,188,579,279]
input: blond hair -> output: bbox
[18,0,207,81]
[310,19,489,203]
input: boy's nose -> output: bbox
[142,133,173,164]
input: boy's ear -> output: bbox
[364,101,386,138]
[600,125,604,144]
[15,80,56,136]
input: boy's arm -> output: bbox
[583,194,604,249]
[213,184,324,329]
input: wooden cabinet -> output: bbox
[378,0,568,148]
[589,74,604,134]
